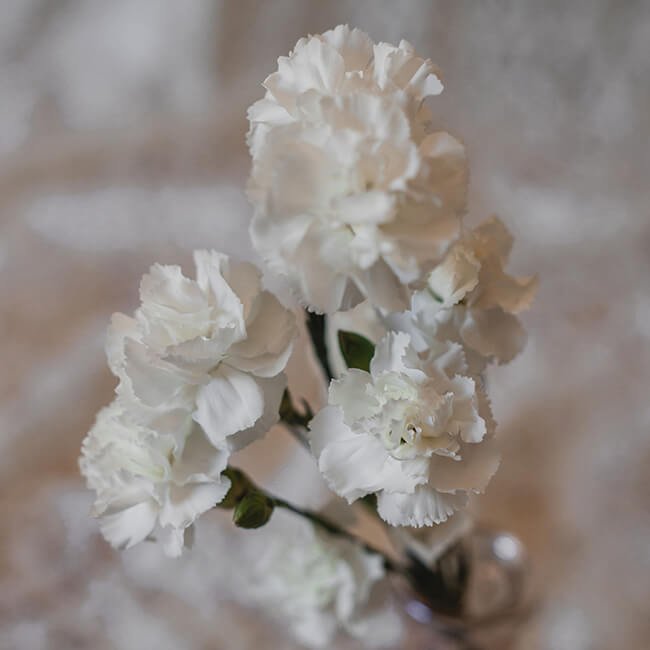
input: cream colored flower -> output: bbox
[247,25,467,313]
[80,401,230,557]
[248,511,401,648]
[310,332,500,527]
[107,250,296,453]
[391,216,538,373]
[248,24,443,157]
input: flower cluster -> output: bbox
[80,251,295,556]
[247,24,467,313]
[80,24,538,649]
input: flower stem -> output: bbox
[305,311,334,382]
[271,495,400,574]
[222,464,398,573]
[279,388,313,449]
[221,465,471,616]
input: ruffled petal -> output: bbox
[377,486,468,527]
[228,291,296,377]
[461,307,527,364]
[159,481,231,532]
[428,437,501,493]
[427,243,480,306]
[309,406,425,502]
[98,500,158,550]
[225,372,287,452]
[329,369,379,423]
[193,366,266,448]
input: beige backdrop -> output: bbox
[1,1,649,648]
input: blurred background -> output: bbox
[1,1,649,648]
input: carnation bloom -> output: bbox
[81,250,295,555]
[80,401,230,557]
[247,25,467,313]
[247,24,444,158]
[391,216,538,373]
[248,511,401,648]
[107,250,296,453]
[309,332,500,527]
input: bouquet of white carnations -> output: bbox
[80,25,537,649]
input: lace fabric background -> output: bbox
[1,2,649,648]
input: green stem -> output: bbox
[223,464,398,573]
[271,495,399,574]
[279,388,313,449]
[305,311,334,382]
[222,465,470,617]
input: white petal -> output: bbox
[381,309,430,354]
[221,259,263,322]
[98,500,158,550]
[309,406,425,502]
[369,331,414,377]
[329,369,381,420]
[461,307,527,364]
[105,313,138,376]
[121,338,199,409]
[137,263,216,351]
[193,250,246,336]
[171,426,230,484]
[159,526,186,558]
[445,374,486,443]
[228,291,296,377]
[377,487,468,527]
[333,191,395,225]
[139,263,206,318]
[477,259,538,314]
[428,437,501,493]
[472,215,513,263]
[226,372,286,452]
[321,24,373,72]
[353,260,410,313]
[193,366,266,448]
[159,481,230,531]
[427,244,480,306]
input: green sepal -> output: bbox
[219,467,254,509]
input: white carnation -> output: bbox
[248,24,443,157]
[82,250,296,555]
[248,511,401,648]
[80,401,230,557]
[309,332,500,527]
[107,250,296,453]
[390,216,538,373]
[247,25,467,313]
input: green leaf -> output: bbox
[338,330,375,373]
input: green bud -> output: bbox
[233,491,274,529]
[219,467,253,509]
[338,330,375,372]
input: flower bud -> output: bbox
[233,492,274,529]
[219,467,253,509]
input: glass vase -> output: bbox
[396,527,532,649]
